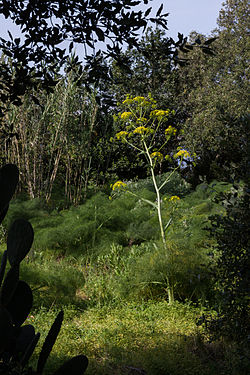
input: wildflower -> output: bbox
[112,181,127,190]
[122,96,133,105]
[155,110,165,117]
[169,196,180,202]
[116,131,129,140]
[151,151,163,162]
[133,96,145,102]
[165,126,177,137]
[26,314,35,321]
[149,96,157,104]
[120,111,132,120]
[133,126,148,134]
[150,110,158,117]
[132,96,150,106]
[136,117,147,123]
[150,109,169,118]
[174,149,190,159]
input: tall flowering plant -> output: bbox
[111,94,192,303]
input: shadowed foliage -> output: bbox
[0,164,88,374]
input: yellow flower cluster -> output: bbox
[122,94,157,107]
[115,131,129,140]
[174,149,190,159]
[136,117,147,123]
[111,181,127,190]
[169,195,180,202]
[150,109,169,118]
[133,126,148,134]
[151,151,163,161]
[122,97,133,105]
[156,110,166,117]
[165,126,177,137]
[133,96,146,102]
[120,111,132,120]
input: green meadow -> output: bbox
[1,177,247,375]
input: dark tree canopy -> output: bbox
[0,1,216,119]
[1,0,167,49]
[0,1,169,117]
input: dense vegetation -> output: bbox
[0,0,249,374]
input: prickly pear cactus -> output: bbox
[0,164,88,375]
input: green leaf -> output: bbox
[0,307,13,354]
[95,27,105,42]
[0,164,19,224]
[0,265,19,307]
[0,250,7,288]
[156,3,163,17]
[204,37,217,45]
[20,332,40,367]
[144,7,152,17]
[7,219,34,266]
[37,310,64,374]
[6,280,33,327]
[52,355,89,375]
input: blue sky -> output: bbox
[156,0,224,37]
[0,0,224,54]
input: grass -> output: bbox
[28,301,213,375]
[1,179,246,374]
[27,300,248,375]
[0,241,247,375]
[2,178,230,258]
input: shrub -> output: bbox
[203,186,250,346]
[2,197,48,231]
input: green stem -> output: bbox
[124,139,143,153]
[143,140,175,304]
[166,277,174,304]
[126,190,157,209]
[158,166,179,192]
[143,140,166,245]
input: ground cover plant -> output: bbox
[2,178,232,305]
[25,302,215,375]
[0,170,247,374]
[1,243,247,375]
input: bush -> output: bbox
[2,197,48,231]
[128,171,191,197]
[203,187,250,346]
[2,180,233,305]
[124,239,213,302]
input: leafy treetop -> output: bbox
[0,1,168,116]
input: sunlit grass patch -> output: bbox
[28,301,211,375]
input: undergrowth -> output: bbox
[0,174,246,375]
[1,178,232,304]
[22,301,247,375]
[2,178,230,255]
